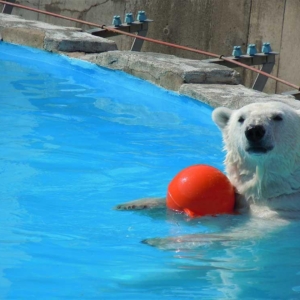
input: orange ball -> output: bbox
[166,165,235,218]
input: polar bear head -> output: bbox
[212,101,300,206]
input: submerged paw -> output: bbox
[141,237,167,248]
[142,234,234,250]
[114,203,148,210]
[141,237,192,250]
[114,197,166,211]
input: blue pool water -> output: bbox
[1,43,300,299]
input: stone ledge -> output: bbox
[83,51,241,91]
[44,31,116,53]
[0,13,117,53]
[0,13,297,109]
[2,26,45,49]
[179,84,298,109]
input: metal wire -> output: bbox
[0,0,299,91]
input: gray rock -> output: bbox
[83,51,241,91]
[1,13,297,110]
[0,13,117,53]
[179,83,298,109]
[44,31,116,53]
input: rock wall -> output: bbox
[0,13,295,110]
[1,0,298,94]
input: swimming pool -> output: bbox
[1,43,300,299]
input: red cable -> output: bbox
[0,0,299,91]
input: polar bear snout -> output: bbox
[244,124,273,154]
[245,125,265,143]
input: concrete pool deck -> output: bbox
[0,12,297,109]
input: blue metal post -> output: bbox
[137,11,147,22]
[112,15,122,27]
[247,44,257,56]
[125,13,134,24]
[232,46,242,58]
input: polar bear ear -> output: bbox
[212,107,233,129]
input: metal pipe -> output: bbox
[0,0,299,91]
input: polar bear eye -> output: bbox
[238,116,245,124]
[272,115,283,121]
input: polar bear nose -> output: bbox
[245,125,266,143]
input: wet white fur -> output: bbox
[212,101,300,214]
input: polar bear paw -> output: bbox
[114,197,166,210]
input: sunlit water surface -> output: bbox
[1,43,300,299]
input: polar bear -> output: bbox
[115,101,300,248]
[212,101,300,212]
